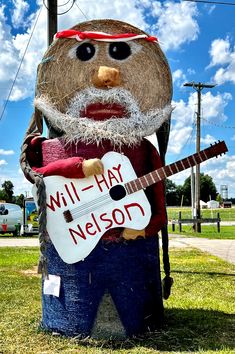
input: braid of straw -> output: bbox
[20,126,49,278]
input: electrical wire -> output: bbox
[42,0,76,15]
[176,112,197,157]
[0,5,43,122]
[183,0,235,5]
[201,116,235,129]
[74,0,89,21]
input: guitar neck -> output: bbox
[124,141,227,195]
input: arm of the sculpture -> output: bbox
[27,136,103,179]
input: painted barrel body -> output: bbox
[41,235,163,338]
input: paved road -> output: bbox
[0,235,234,264]
[168,234,235,264]
[0,238,39,247]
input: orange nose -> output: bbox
[92,66,121,88]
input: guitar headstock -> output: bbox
[207,140,228,158]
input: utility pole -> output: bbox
[47,0,58,46]
[191,167,195,218]
[184,82,216,232]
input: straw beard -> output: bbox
[34,87,172,148]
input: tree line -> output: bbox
[165,173,234,206]
[0,181,25,207]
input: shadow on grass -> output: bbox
[74,308,235,352]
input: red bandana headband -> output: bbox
[54,30,158,43]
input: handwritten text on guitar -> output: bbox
[37,141,227,264]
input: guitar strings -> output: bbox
[69,193,110,214]
[71,195,112,220]
[70,193,111,218]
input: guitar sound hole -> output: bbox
[109,185,126,201]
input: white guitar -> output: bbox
[33,141,227,264]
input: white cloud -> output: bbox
[168,126,194,154]
[14,175,32,196]
[208,37,235,85]
[153,1,199,50]
[168,91,232,154]
[202,155,235,197]
[11,0,29,28]
[209,38,231,67]
[0,1,148,103]
[201,91,232,123]
[172,69,187,87]
[0,4,40,102]
[0,149,15,155]
[0,168,32,196]
[214,65,235,85]
[187,68,196,75]
[201,134,216,145]
[169,168,189,187]
[0,160,7,166]
[0,0,201,104]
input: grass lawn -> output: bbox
[167,207,235,239]
[167,207,235,222]
[0,247,234,354]
[169,225,235,239]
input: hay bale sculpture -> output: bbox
[20,19,173,338]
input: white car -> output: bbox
[0,203,23,236]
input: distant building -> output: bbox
[222,201,232,208]
[200,200,208,209]
[207,200,219,209]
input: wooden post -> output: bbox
[217,212,220,233]
[179,211,182,232]
[47,0,57,46]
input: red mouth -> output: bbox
[80,103,128,121]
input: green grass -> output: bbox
[169,225,235,239]
[0,247,234,354]
[167,206,235,222]
[167,207,235,239]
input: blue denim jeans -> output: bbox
[41,235,163,337]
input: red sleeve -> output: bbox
[26,136,85,179]
[32,156,85,178]
[145,143,167,236]
[26,136,47,168]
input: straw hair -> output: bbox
[36,19,172,121]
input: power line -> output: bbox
[0,5,43,122]
[184,0,235,5]
[74,0,89,21]
[201,116,235,129]
[42,0,76,15]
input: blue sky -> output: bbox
[0,0,234,198]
